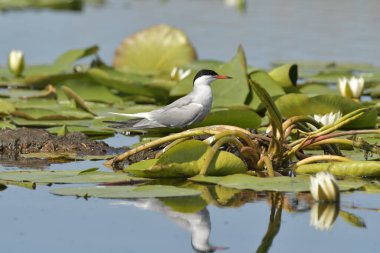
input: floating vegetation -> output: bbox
[0,24,380,204]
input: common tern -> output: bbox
[107,69,231,130]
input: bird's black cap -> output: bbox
[193,69,219,83]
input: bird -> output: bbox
[107,69,232,130]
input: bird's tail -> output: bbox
[104,118,144,129]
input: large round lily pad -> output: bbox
[113,24,197,74]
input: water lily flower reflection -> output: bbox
[8,49,25,77]
[310,203,339,231]
[310,172,340,203]
[313,111,342,127]
[171,67,191,81]
[338,76,365,100]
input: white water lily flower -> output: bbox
[310,171,340,203]
[170,67,191,81]
[310,203,339,231]
[313,111,342,127]
[338,76,365,99]
[8,49,25,77]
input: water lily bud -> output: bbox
[310,203,339,231]
[338,76,364,99]
[8,49,25,77]
[310,172,340,203]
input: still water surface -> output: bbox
[1,1,380,252]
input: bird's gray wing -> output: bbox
[150,102,205,128]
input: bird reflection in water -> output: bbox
[111,198,227,253]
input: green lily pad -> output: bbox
[275,94,377,129]
[113,24,197,74]
[0,0,84,11]
[88,68,167,99]
[24,46,98,77]
[212,46,250,107]
[296,161,380,177]
[0,99,15,115]
[190,174,364,192]
[58,76,122,104]
[51,185,201,199]
[0,120,16,129]
[10,117,91,127]
[47,125,114,137]
[0,170,146,184]
[299,83,337,96]
[125,140,247,178]
[11,108,94,120]
[170,46,250,107]
[193,106,261,129]
[248,70,285,110]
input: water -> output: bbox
[1,0,380,252]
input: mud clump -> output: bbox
[0,128,125,160]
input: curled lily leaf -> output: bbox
[310,172,340,203]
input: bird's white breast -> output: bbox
[192,84,213,110]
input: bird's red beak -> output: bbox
[215,75,232,79]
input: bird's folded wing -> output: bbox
[152,103,204,127]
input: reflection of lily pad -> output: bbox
[113,24,197,74]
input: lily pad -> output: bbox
[193,106,261,129]
[58,76,122,104]
[299,83,337,96]
[24,46,98,77]
[46,125,114,137]
[248,70,285,110]
[125,140,247,178]
[170,46,250,107]
[275,94,377,129]
[0,170,146,184]
[212,46,250,107]
[113,24,197,74]
[190,174,364,192]
[51,185,201,199]
[88,68,168,99]
[0,120,16,129]
[0,99,15,115]
[11,108,94,120]
[296,161,380,177]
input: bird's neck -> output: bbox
[192,84,212,102]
